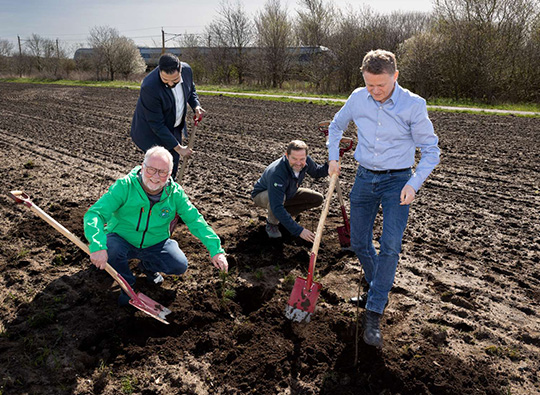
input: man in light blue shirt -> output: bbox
[327,49,440,348]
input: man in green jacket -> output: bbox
[84,146,228,305]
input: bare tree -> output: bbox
[0,39,13,57]
[522,16,540,102]
[25,34,55,73]
[22,34,71,77]
[254,0,295,87]
[325,6,375,92]
[295,0,336,46]
[433,0,540,102]
[206,0,253,84]
[0,39,13,72]
[174,33,208,82]
[384,11,432,49]
[398,31,447,99]
[114,37,147,79]
[294,0,337,90]
[88,26,118,80]
[88,26,145,80]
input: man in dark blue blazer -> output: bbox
[131,53,205,179]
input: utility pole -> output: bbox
[161,28,165,55]
[17,35,22,77]
[55,38,60,77]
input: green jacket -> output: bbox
[84,166,224,257]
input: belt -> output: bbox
[363,167,411,174]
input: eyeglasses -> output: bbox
[143,163,170,178]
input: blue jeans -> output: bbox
[106,233,188,286]
[350,167,412,314]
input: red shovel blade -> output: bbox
[337,226,351,248]
[130,292,172,324]
[285,276,322,323]
[115,272,171,325]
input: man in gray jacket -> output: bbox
[252,140,328,242]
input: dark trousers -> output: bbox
[106,233,188,286]
[253,188,324,225]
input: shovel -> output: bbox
[285,172,338,323]
[335,178,351,249]
[319,120,354,248]
[284,136,354,322]
[177,114,202,184]
[170,114,202,234]
[8,190,172,324]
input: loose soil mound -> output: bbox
[0,83,539,394]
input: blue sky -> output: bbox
[0,0,434,52]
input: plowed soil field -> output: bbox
[0,82,539,394]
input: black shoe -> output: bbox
[363,310,383,348]
[350,293,388,309]
[349,293,368,308]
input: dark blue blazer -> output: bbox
[130,63,200,152]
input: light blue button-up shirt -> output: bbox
[328,82,440,191]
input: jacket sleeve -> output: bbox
[174,188,224,257]
[83,180,127,253]
[407,100,440,191]
[268,173,304,237]
[306,156,329,178]
[139,84,179,150]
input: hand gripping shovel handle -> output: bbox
[8,191,171,324]
[177,114,201,183]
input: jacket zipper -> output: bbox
[136,207,144,231]
[139,208,152,248]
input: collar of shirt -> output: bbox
[173,74,184,89]
[365,81,400,108]
[172,76,185,127]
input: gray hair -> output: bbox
[144,146,173,172]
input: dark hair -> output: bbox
[286,140,309,155]
[361,49,397,75]
[158,53,180,74]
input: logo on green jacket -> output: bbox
[160,208,172,218]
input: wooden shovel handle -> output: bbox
[305,172,339,289]
[8,191,130,294]
[311,173,338,256]
[335,177,345,207]
[177,116,200,183]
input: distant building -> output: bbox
[74,46,330,69]
[74,47,182,69]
